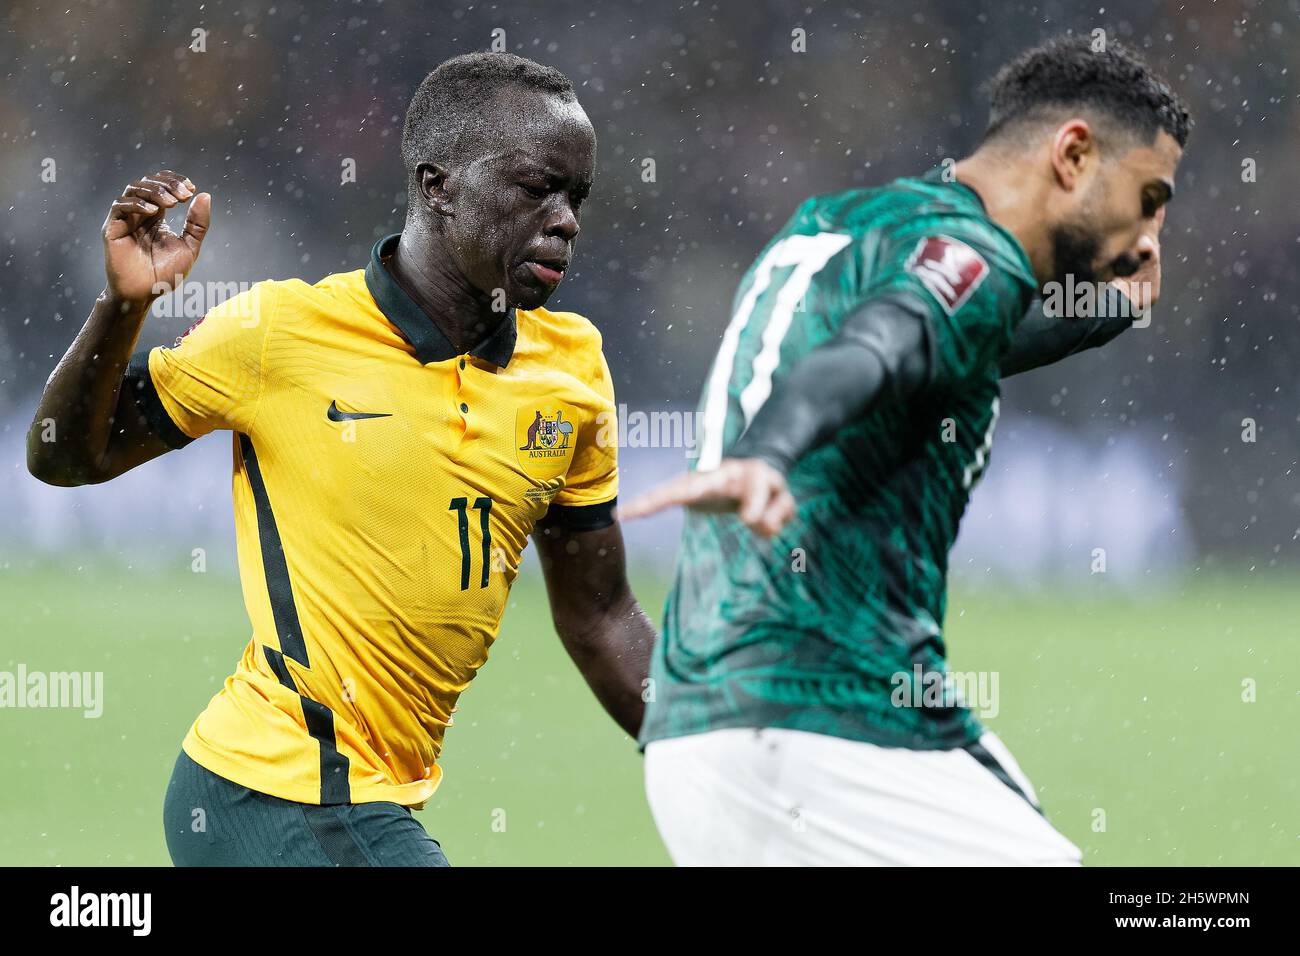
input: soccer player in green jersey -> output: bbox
[622,36,1189,865]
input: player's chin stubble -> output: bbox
[1049,220,1103,287]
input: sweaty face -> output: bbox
[436,89,596,311]
[1050,130,1181,286]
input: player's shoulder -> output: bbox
[517,305,605,355]
[863,175,1033,285]
[178,271,370,355]
[804,176,983,238]
[787,178,1002,256]
[778,179,1032,295]
[224,270,371,334]
[260,269,368,311]
[793,173,953,222]
[515,306,612,398]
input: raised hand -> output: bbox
[101,170,210,306]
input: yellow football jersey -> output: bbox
[124,234,618,806]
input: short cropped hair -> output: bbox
[401,52,575,196]
[982,34,1191,151]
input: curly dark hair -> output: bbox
[401,52,576,195]
[982,34,1191,150]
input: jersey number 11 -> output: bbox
[449,496,493,589]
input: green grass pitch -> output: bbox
[0,558,1293,865]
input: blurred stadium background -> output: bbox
[1,0,1296,865]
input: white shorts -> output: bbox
[644,727,1082,866]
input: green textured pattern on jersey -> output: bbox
[640,168,1037,751]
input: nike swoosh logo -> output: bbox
[327,400,392,422]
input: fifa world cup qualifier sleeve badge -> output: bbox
[905,235,989,315]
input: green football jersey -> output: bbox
[640,168,1038,751]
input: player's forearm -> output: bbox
[730,296,930,474]
[557,585,656,737]
[999,294,1134,378]
[535,521,657,737]
[27,290,150,485]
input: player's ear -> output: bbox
[418,162,455,218]
[1050,119,1094,191]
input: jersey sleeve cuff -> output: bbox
[536,497,617,533]
[123,349,196,450]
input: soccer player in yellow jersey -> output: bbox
[27,53,657,866]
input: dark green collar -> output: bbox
[364,233,516,368]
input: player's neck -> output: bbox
[388,228,506,354]
[953,154,1053,288]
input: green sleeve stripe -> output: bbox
[537,498,617,532]
[123,349,195,450]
